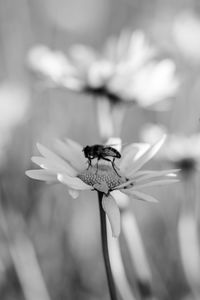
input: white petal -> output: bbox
[37,143,74,170]
[25,170,57,182]
[123,190,158,203]
[88,60,114,88]
[69,44,97,69]
[110,190,130,209]
[132,169,179,183]
[54,139,86,171]
[28,45,71,80]
[119,143,150,173]
[68,189,80,199]
[102,195,121,238]
[57,173,91,190]
[65,138,90,167]
[65,138,83,153]
[119,146,140,173]
[134,178,179,189]
[124,143,150,160]
[116,30,132,59]
[116,177,179,190]
[31,156,77,176]
[128,170,159,179]
[125,135,166,176]
[61,76,84,91]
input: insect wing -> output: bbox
[102,146,121,158]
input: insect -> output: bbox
[82,144,121,175]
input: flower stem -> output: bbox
[98,192,118,300]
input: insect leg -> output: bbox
[101,157,112,163]
[111,158,121,177]
[87,158,92,169]
[95,157,101,174]
[100,157,120,176]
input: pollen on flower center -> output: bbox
[77,164,126,193]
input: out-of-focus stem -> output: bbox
[96,98,114,142]
[122,209,156,300]
[178,178,200,299]
[107,219,137,300]
[96,98,127,143]
[111,103,126,138]
[98,192,118,300]
[194,173,200,223]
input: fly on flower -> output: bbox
[82,144,121,175]
[26,136,179,237]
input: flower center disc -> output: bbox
[78,164,126,193]
[175,157,197,177]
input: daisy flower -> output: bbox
[26,136,179,237]
[28,30,179,109]
[159,134,200,177]
[140,124,200,177]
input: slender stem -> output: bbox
[98,192,118,300]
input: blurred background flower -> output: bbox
[158,133,200,177]
[141,124,200,177]
[28,30,179,110]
